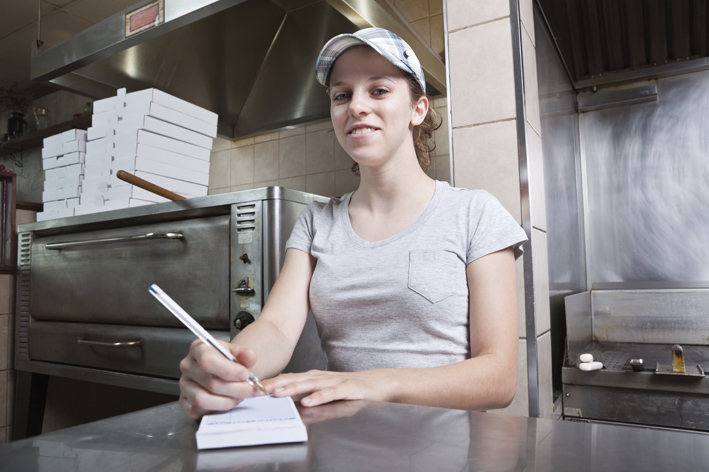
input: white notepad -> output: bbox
[196,396,308,450]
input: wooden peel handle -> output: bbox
[116,170,186,201]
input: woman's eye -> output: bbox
[331,92,350,101]
[372,88,389,96]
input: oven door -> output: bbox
[29,215,230,329]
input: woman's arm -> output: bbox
[265,247,519,411]
[178,248,315,418]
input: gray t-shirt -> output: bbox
[285,180,528,372]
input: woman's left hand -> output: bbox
[263,369,392,407]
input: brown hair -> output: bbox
[350,73,442,174]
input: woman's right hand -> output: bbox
[178,339,262,419]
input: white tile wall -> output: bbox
[209,102,452,197]
[448,19,517,128]
[446,0,510,32]
[451,120,521,222]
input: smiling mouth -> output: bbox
[348,127,378,135]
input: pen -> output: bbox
[148,283,268,394]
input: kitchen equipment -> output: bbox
[29,0,446,139]
[15,187,328,397]
[563,289,709,431]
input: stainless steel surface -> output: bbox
[30,0,446,139]
[77,339,142,347]
[581,71,709,286]
[29,215,230,327]
[577,81,658,112]
[15,187,329,395]
[537,0,709,84]
[567,289,709,348]
[3,400,709,471]
[45,231,185,249]
[509,0,538,418]
[535,7,588,395]
[563,290,709,430]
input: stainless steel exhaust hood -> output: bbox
[30,0,446,139]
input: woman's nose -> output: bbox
[348,91,370,116]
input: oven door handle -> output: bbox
[45,232,184,249]
[77,338,142,347]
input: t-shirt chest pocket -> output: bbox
[407,250,465,303]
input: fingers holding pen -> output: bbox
[178,340,261,418]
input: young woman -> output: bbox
[178,28,528,419]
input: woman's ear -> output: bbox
[411,95,429,126]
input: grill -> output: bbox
[562,289,709,431]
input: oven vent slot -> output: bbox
[235,205,257,233]
[16,232,32,361]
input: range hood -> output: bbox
[30,0,446,139]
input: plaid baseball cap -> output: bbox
[316,27,426,93]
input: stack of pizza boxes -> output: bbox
[37,88,217,221]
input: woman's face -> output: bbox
[328,46,427,171]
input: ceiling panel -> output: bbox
[0,1,55,41]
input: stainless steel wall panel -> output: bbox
[536,8,586,393]
[581,71,709,285]
[536,12,586,294]
[590,289,709,345]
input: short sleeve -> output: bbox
[466,191,528,264]
[285,203,317,254]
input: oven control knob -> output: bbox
[232,278,255,296]
[234,311,255,330]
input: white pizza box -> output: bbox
[81,181,187,202]
[41,144,65,159]
[88,124,116,141]
[44,163,84,180]
[84,151,113,169]
[63,139,86,154]
[92,95,126,114]
[102,198,154,211]
[43,200,67,212]
[84,184,175,204]
[125,88,218,126]
[84,166,113,180]
[81,176,112,193]
[43,132,64,149]
[119,170,207,197]
[73,198,152,216]
[62,129,87,143]
[114,129,211,161]
[43,152,85,170]
[86,136,116,155]
[116,115,213,150]
[43,185,81,202]
[126,142,210,174]
[36,207,75,222]
[122,101,217,138]
[44,173,84,192]
[112,155,209,186]
[92,110,119,128]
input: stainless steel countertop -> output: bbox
[1,400,708,471]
